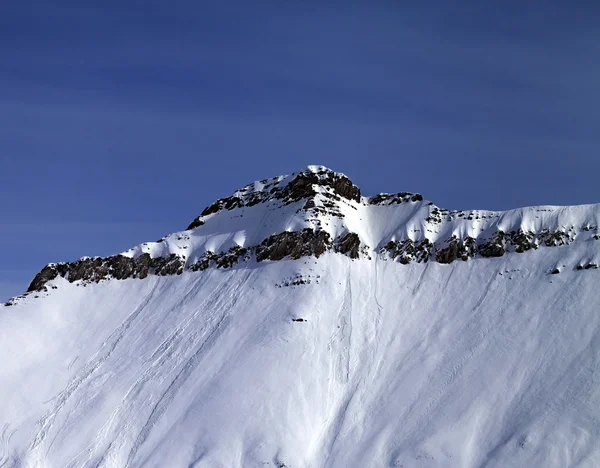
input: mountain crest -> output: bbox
[10,166,600,305]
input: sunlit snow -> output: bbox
[1,167,599,467]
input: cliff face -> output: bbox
[18,165,600,301]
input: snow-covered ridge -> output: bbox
[15,166,600,303]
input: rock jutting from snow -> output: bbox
[27,254,185,293]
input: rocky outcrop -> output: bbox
[26,228,373,294]
[25,217,583,299]
[539,229,571,247]
[277,172,319,204]
[186,167,362,230]
[327,174,361,203]
[28,265,62,292]
[478,232,506,258]
[378,227,576,265]
[436,236,477,264]
[186,218,205,230]
[27,253,184,292]
[200,196,244,217]
[256,229,332,262]
[506,230,534,253]
[381,239,433,264]
[187,230,365,272]
[189,251,218,272]
[277,168,360,204]
[369,192,422,206]
[334,232,362,259]
[189,246,251,272]
[151,254,185,276]
[425,206,449,225]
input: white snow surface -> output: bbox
[2,166,600,467]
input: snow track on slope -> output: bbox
[59,272,253,467]
[28,281,161,465]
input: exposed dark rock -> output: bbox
[478,232,506,258]
[189,168,362,228]
[277,171,361,204]
[200,196,244,216]
[68,257,105,283]
[303,198,316,210]
[329,175,361,202]
[551,268,561,274]
[415,239,433,262]
[150,254,184,276]
[134,253,152,279]
[278,172,318,203]
[425,207,444,224]
[507,230,534,253]
[436,238,459,264]
[190,251,218,272]
[411,193,424,202]
[27,253,183,292]
[28,265,60,292]
[584,263,598,270]
[382,238,432,264]
[200,201,222,217]
[215,246,249,268]
[186,217,205,230]
[190,231,363,272]
[369,194,389,205]
[435,236,477,263]
[369,192,414,205]
[335,232,362,259]
[459,237,478,261]
[431,229,571,264]
[245,193,264,207]
[539,229,570,247]
[256,229,331,262]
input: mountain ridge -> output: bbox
[12,165,600,305]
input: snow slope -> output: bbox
[1,166,600,467]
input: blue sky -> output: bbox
[1,1,599,300]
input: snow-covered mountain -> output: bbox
[2,165,600,467]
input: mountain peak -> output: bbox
[11,166,600,305]
[186,166,362,230]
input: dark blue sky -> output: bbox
[1,1,599,300]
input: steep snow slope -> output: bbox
[2,166,600,467]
